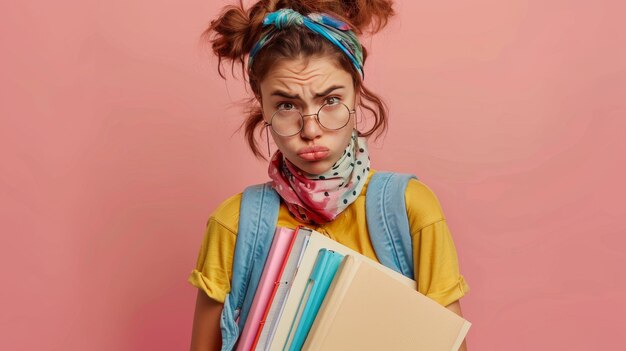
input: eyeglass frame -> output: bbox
[263,101,357,137]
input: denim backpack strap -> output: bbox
[220,182,280,351]
[365,172,417,280]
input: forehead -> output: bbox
[259,56,354,97]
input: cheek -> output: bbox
[271,135,295,155]
[340,128,355,147]
[328,130,354,159]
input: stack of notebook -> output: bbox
[234,226,471,351]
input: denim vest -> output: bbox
[219,172,416,350]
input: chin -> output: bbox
[288,157,334,176]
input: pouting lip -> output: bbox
[297,145,329,155]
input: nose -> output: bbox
[300,111,323,140]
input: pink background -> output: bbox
[2,0,625,349]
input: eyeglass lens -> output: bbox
[270,103,351,136]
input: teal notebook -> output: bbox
[283,248,344,351]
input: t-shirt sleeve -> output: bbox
[405,179,470,307]
[187,216,237,304]
[412,219,470,307]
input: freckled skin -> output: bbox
[258,56,360,175]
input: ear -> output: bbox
[352,92,361,129]
[256,93,269,123]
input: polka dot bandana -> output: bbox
[268,129,370,224]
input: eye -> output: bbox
[325,96,342,105]
[277,102,296,110]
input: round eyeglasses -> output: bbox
[264,102,356,137]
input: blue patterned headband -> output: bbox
[247,8,364,79]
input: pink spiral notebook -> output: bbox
[235,227,297,351]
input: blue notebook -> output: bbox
[283,248,345,351]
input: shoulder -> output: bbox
[208,192,243,235]
[404,178,447,233]
[366,170,447,233]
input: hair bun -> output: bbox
[335,0,395,34]
[205,5,253,63]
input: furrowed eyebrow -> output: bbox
[270,85,345,100]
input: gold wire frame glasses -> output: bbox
[264,101,356,137]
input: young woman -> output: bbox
[189,1,470,350]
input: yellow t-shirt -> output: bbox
[188,169,470,307]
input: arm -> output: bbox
[446,300,468,351]
[190,289,223,351]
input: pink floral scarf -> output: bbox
[268,130,371,224]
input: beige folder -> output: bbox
[302,255,471,351]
